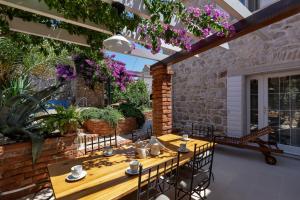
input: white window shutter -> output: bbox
[227,76,246,137]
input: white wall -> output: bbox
[227,76,246,137]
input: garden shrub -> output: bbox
[118,103,145,128]
[81,106,124,127]
[112,80,150,110]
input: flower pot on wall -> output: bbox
[83,117,137,136]
[62,121,78,135]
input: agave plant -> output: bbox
[0,84,62,163]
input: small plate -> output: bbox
[125,168,139,175]
[66,171,87,182]
[103,152,115,157]
[178,148,189,153]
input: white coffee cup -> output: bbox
[71,165,83,178]
[104,146,113,155]
[136,148,148,159]
[182,134,189,140]
[129,160,140,172]
[180,143,187,151]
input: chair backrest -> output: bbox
[84,130,117,154]
[190,138,216,190]
[240,126,273,144]
[132,124,153,142]
[137,153,180,200]
[191,123,215,139]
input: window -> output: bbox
[248,0,260,12]
[240,0,260,12]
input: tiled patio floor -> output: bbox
[206,145,300,200]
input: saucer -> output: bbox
[66,170,87,182]
[125,168,139,175]
[103,152,115,157]
[178,148,189,153]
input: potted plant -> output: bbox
[43,106,82,136]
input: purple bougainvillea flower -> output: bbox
[55,64,76,82]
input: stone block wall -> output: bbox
[172,14,300,133]
[74,77,105,107]
[0,136,78,199]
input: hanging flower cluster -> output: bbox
[184,4,235,38]
[138,1,235,54]
[73,54,108,89]
[55,64,76,82]
[138,23,192,54]
[105,55,133,91]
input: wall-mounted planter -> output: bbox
[83,117,137,135]
[0,135,78,200]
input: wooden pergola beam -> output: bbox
[151,0,300,68]
[8,17,168,61]
[0,0,183,54]
[0,0,233,54]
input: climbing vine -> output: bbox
[139,0,235,53]
[41,0,141,33]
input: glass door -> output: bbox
[248,71,300,155]
[266,74,300,155]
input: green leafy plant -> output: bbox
[118,103,145,128]
[0,84,62,163]
[140,0,234,53]
[117,80,150,109]
[1,75,31,105]
[43,106,82,135]
[81,107,124,128]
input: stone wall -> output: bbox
[172,14,300,133]
[30,76,105,107]
[0,136,78,199]
[73,77,105,107]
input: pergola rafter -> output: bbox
[0,0,253,57]
[7,16,168,61]
[0,0,181,54]
[151,0,300,68]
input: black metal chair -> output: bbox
[84,130,118,154]
[190,123,215,139]
[132,124,153,142]
[137,153,180,200]
[176,140,216,200]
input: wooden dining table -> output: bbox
[48,133,210,200]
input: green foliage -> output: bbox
[42,0,141,33]
[118,103,145,128]
[23,40,72,78]
[0,84,62,163]
[1,75,31,105]
[43,106,82,135]
[113,80,150,109]
[0,3,141,50]
[81,107,124,128]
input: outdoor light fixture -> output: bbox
[103,33,133,54]
[103,1,132,54]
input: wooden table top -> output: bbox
[48,134,210,200]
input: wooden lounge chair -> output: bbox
[190,125,283,165]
